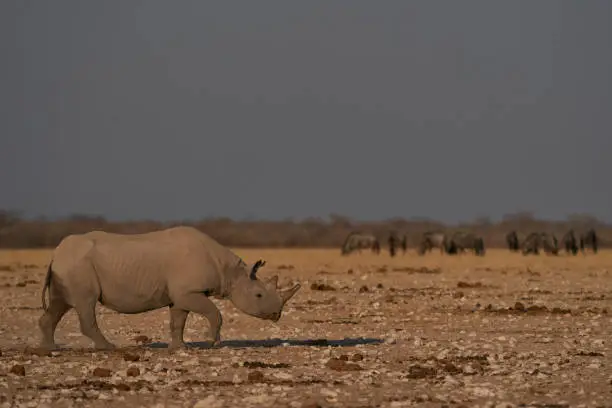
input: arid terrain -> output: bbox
[0,248,611,407]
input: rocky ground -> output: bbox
[0,248,611,407]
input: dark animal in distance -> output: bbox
[446,231,485,256]
[416,231,448,255]
[561,230,578,255]
[579,229,598,254]
[388,233,397,257]
[506,231,520,252]
[341,232,381,255]
[522,232,559,255]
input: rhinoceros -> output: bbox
[38,226,301,351]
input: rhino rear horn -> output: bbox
[279,283,301,305]
[264,275,279,289]
[249,259,266,280]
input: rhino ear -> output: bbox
[264,275,279,289]
[249,259,266,280]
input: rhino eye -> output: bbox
[256,293,262,298]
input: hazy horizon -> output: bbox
[2,1,611,223]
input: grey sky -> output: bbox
[1,1,611,223]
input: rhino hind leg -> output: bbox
[75,299,116,350]
[172,294,222,347]
[38,297,71,350]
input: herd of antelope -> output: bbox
[340,228,599,257]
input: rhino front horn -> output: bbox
[249,259,266,280]
[279,283,301,305]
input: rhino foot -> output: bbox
[38,341,59,351]
[94,342,117,351]
[168,341,187,351]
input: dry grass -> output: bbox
[0,248,611,407]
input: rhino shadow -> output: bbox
[147,337,384,349]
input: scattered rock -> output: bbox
[457,281,483,288]
[24,347,51,357]
[123,352,140,362]
[248,370,265,382]
[126,367,140,377]
[310,282,336,291]
[359,285,369,293]
[351,353,364,362]
[132,335,151,344]
[406,365,436,379]
[242,361,291,369]
[10,364,25,376]
[115,383,131,391]
[92,367,112,377]
[326,358,362,371]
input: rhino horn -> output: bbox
[279,283,301,305]
[264,275,279,289]
[249,259,266,280]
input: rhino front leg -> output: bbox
[173,294,222,347]
[168,307,188,350]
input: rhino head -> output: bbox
[229,259,301,322]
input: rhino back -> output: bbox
[87,226,240,313]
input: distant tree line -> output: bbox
[0,209,608,249]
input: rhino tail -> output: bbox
[42,261,53,311]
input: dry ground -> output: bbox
[0,248,611,407]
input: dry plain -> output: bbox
[0,248,611,408]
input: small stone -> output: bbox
[301,401,323,408]
[123,353,140,362]
[326,358,362,371]
[132,335,150,344]
[115,383,131,391]
[126,367,140,377]
[92,367,112,377]
[351,353,364,362]
[248,370,265,382]
[10,364,25,376]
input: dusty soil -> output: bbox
[0,248,611,407]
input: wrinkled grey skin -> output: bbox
[562,230,578,255]
[38,226,301,351]
[579,228,598,254]
[521,232,559,256]
[416,231,448,255]
[341,232,381,255]
[506,231,520,252]
[447,231,485,256]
